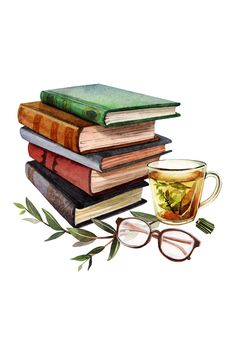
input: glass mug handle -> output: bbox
[200,171,222,208]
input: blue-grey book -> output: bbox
[20,127,172,173]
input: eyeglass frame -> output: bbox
[113,217,201,262]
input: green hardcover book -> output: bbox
[40,84,180,127]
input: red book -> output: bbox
[28,144,159,195]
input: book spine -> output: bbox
[40,91,107,127]
[25,162,76,226]
[18,105,81,152]
[28,144,93,195]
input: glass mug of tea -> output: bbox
[148,159,222,225]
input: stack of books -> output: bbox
[18,84,180,226]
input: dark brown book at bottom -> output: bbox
[26,161,147,226]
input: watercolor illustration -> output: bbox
[15,84,222,271]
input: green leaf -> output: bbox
[73,241,83,247]
[19,209,26,215]
[196,218,215,234]
[150,221,160,230]
[165,190,170,199]
[130,211,158,223]
[25,198,43,221]
[170,182,191,190]
[87,246,105,256]
[71,254,91,261]
[87,257,93,271]
[157,189,165,196]
[23,218,40,224]
[67,227,97,242]
[44,231,65,241]
[42,209,64,231]
[78,264,84,272]
[171,203,181,212]
[14,202,25,209]
[170,190,185,205]
[91,219,115,234]
[108,238,120,261]
[158,202,171,211]
[154,181,168,188]
[73,240,95,247]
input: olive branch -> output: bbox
[14,198,157,271]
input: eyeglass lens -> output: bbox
[160,230,194,260]
[117,219,150,247]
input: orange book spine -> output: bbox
[18,104,81,152]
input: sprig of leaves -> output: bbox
[71,245,106,272]
[14,198,97,245]
[71,219,121,271]
[14,199,121,271]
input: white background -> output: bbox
[0,1,235,353]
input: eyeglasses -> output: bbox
[100,217,200,262]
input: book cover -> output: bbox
[26,161,147,226]
[20,127,172,172]
[18,102,156,153]
[40,84,180,127]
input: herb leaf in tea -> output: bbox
[150,176,200,222]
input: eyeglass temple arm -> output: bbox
[152,233,193,245]
[151,232,189,256]
[161,239,188,256]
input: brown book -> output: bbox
[18,102,156,154]
[101,144,166,170]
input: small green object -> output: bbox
[91,219,115,234]
[130,211,158,223]
[108,238,120,261]
[23,218,40,224]
[42,208,64,231]
[44,231,65,241]
[73,240,95,247]
[26,198,43,221]
[87,246,105,256]
[87,257,93,271]
[71,255,91,261]
[67,227,97,241]
[196,218,215,234]
[78,264,84,272]
[14,202,25,209]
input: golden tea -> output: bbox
[148,160,222,225]
[149,170,204,223]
